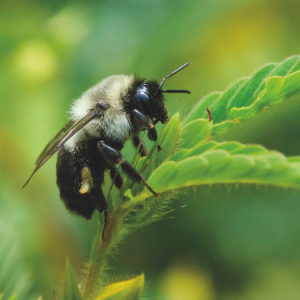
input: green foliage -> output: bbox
[148,144,300,192]
[94,274,144,300]
[62,259,82,300]
[183,55,300,135]
[0,293,42,300]
[3,0,300,298]
[5,54,300,299]
[125,61,300,203]
[72,55,300,300]
[127,55,300,199]
[0,220,32,300]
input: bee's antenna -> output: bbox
[161,89,191,94]
[158,62,190,91]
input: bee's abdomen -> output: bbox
[56,147,97,219]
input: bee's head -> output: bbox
[133,81,168,124]
[128,63,191,124]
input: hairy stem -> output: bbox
[82,214,120,300]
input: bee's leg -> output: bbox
[132,109,158,142]
[98,141,158,197]
[90,185,107,213]
[147,127,157,142]
[108,166,124,189]
[132,134,148,157]
[90,185,108,238]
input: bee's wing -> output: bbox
[35,119,75,167]
[23,108,100,188]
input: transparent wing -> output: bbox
[23,108,100,188]
[35,119,75,166]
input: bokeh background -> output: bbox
[2,0,300,299]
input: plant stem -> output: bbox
[82,214,120,300]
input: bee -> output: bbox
[23,63,190,229]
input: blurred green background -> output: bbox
[2,0,300,299]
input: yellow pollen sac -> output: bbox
[79,167,93,194]
[79,182,90,194]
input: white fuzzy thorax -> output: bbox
[64,75,134,152]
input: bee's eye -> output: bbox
[134,84,149,105]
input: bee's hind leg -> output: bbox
[98,141,158,197]
[90,185,108,239]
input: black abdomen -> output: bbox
[56,139,110,219]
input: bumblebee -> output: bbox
[23,63,190,227]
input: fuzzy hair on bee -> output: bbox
[23,63,190,234]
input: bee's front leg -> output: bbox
[132,109,158,142]
[132,134,148,157]
[108,165,124,189]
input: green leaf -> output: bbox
[227,63,277,110]
[254,55,300,97]
[169,141,268,163]
[180,119,211,149]
[182,92,221,125]
[168,149,190,162]
[63,259,83,300]
[154,112,181,167]
[183,55,300,136]
[130,113,181,196]
[142,112,181,177]
[124,189,134,201]
[210,78,248,124]
[287,156,300,163]
[188,141,219,156]
[94,274,144,300]
[135,156,146,172]
[211,120,235,135]
[229,76,284,120]
[132,142,300,201]
[288,58,300,74]
[229,70,300,120]
[146,161,178,191]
